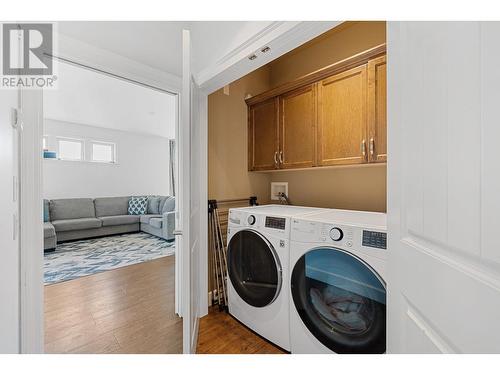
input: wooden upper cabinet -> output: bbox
[246,45,386,172]
[368,55,387,163]
[317,64,368,166]
[248,97,279,171]
[278,84,317,169]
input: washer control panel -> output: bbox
[320,224,354,248]
[329,227,343,241]
[362,230,387,249]
[292,218,387,259]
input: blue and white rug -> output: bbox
[44,232,175,285]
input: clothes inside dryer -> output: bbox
[291,247,386,354]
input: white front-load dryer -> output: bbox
[227,205,326,351]
[289,209,387,354]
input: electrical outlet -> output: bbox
[271,182,288,201]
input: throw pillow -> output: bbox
[43,199,50,222]
[147,196,160,214]
[128,196,148,215]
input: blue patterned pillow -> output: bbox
[43,199,50,222]
[128,196,148,215]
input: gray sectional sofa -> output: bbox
[43,195,175,251]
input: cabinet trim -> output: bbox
[245,44,386,106]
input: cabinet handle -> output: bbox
[279,151,283,165]
[369,138,375,156]
[361,139,367,159]
[274,151,278,168]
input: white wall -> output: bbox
[43,119,171,199]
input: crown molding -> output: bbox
[196,21,342,93]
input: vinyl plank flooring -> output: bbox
[44,256,181,354]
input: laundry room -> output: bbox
[201,21,388,354]
[208,21,386,213]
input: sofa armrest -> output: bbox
[162,211,175,241]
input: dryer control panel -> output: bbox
[265,216,286,230]
[228,209,290,235]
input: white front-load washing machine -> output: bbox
[227,205,326,351]
[289,209,387,354]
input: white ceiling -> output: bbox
[44,60,177,138]
[46,21,277,138]
[56,21,274,77]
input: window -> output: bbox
[91,141,116,163]
[57,138,83,161]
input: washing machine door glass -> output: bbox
[291,247,386,354]
[227,229,282,308]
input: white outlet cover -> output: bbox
[271,182,288,201]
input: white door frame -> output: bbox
[19,88,44,353]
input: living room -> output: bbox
[41,48,181,353]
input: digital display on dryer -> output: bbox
[362,231,387,249]
[265,216,286,230]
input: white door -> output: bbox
[0,28,20,353]
[387,21,500,353]
[180,29,203,354]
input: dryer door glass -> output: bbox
[291,247,386,353]
[227,229,282,307]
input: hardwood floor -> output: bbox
[44,256,182,354]
[45,254,287,354]
[196,307,287,354]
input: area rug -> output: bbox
[44,232,175,285]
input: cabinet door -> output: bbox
[368,55,387,163]
[279,84,316,169]
[248,98,279,171]
[317,65,368,166]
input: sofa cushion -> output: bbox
[161,196,175,214]
[149,217,163,229]
[94,196,130,217]
[43,222,55,238]
[147,196,161,214]
[100,215,140,227]
[128,196,148,215]
[158,196,167,213]
[50,198,96,221]
[52,218,102,232]
[140,214,162,224]
[43,199,50,222]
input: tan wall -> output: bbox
[267,21,387,212]
[269,21,386,87]
[208,21,387,212]
[208,66,272,204]
[270,165,386,212]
